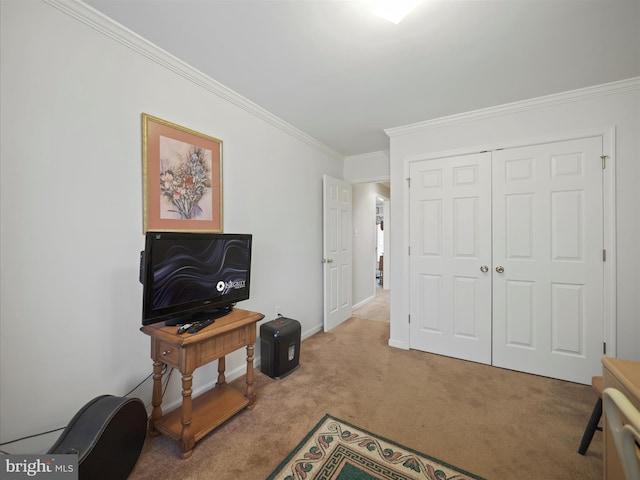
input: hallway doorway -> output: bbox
[376,196,385,288]
[351,182,390,310]
[352,288,390,322]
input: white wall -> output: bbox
[0,0,343,452]
[352,184,377,307]
[387,79,640,363]
[344,150,390,183]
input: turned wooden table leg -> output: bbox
[149,360,164,436]
[217,356,226,386]
[141,311,263,460]
[246,344,256,408]
[179,371,195,459]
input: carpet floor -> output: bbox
[128,292,602,480]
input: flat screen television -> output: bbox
[141,232,252,326]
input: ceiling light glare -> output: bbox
[361,0,422,24]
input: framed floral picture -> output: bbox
[142,114,223,232]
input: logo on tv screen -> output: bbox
[216,279,246,294]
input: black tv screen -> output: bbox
[141,232,252,326]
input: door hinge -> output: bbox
[408,245,411,256]
[603,342,607,355]
[408,314,411,324]
[601,155,609,169]
[407,177,411,188]
[603,249,606,262]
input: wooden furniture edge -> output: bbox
[140,308,264,344]
[602,357,640,400]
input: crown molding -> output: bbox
[385,77,640,138]
[44,0,344,161]
[344,150,390,163]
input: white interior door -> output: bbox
[492,137,604,384]
[323,175,352,331]
[408,137,604,384]
[409,152,493,364]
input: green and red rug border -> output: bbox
[267,413,485,480]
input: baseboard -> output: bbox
[388,338,408,350]
[352,294,376,311]
[302,324,323,341]
[152,321,324,416]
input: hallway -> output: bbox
[352,288,389,322]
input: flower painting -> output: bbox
[159,137,212,220]
[142,114,222,232]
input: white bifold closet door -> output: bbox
[409,137,604,384]
[409,152,493,365]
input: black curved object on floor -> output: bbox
[48,395,147,480]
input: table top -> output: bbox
[140,308,264,346]
[602,357,640,400]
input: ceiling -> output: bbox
[85,0,640,158]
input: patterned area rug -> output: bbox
[267,414,485,480]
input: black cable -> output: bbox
[123,372,154,398]
[0,426,65,453]
[0,365,169,451]
[0,423,66,451]
[162,367,174,398]
[123,364,167,398]
[143,366,174,414]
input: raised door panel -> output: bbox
[492,137,603,384]
[323,175,352,331]
[409,153,492,364]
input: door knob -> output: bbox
[480,265,489,273]
[496,266,505,273]
[322,258,334,264]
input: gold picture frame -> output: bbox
[142,113,223,232]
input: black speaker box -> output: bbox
[260,317,301,379]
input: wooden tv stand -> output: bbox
[140,308,264,458]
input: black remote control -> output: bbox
[177,323,193,335]
[187,318,216,334]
